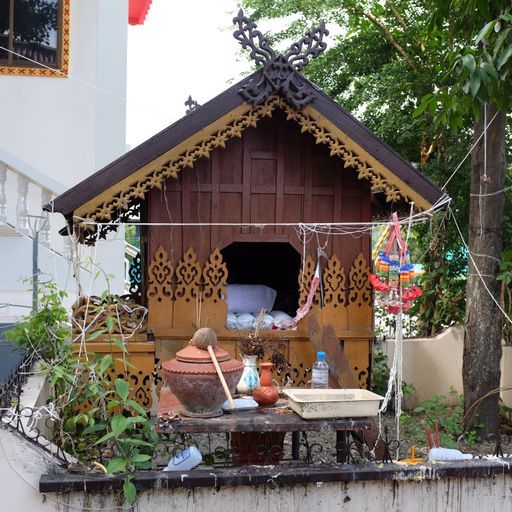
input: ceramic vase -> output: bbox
[252,362,279,406]
[237,354,260,394]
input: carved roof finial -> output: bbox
[185,95,200,114]
[233,9,328,109]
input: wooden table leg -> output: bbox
[292,431,300,460]
[337,431,348,462]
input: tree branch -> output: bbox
[344,3,417,70]
[386,0,427,52]
[363,10,417,69]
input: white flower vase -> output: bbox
[237,355,260,395]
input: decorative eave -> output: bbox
[47,11,445,244]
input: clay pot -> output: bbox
[252,362,279,406]
[163,344,243,418]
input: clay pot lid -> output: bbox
[176,344,230,363]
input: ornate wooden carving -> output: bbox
[128,252,142,300]
[348,253,371,306]
[82,97,281,226]
[344,339,372,388]
[348,253,372,330]
[147,245,174,303]
[298,255,319,307]
[147,245,174,330]
[72,341,157,413]
[281,102,403,203]
[202,248,228,304]
[322,255,347,330]
[202,248,228,330]
[323,255,346,308]
[175,247,202,303]
[174,247,202,329]
[233,9,328,109]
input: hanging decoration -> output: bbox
[369,212,422,315]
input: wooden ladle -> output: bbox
[191,328,235,410]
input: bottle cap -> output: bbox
[317,351,326,360]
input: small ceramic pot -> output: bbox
[252,362,279,406]
[237,354,260,394]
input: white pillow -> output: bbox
[270,310,295,329]
[226,312,238,330]
[226,284,277,314]
[235,313,256,329]
[260,313,275,330]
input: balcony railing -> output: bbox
[0,157,69,256]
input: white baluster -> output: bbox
[16,174,29,234]
[40,188,52,247]
[0,162,7,224]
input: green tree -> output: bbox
[240,0,512,435]
[240,0,471,338]
[422,2,512,436]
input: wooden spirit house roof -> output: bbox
[48,10,445,244]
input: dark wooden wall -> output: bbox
[148,110,372,270]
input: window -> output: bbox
[0,0,69,77]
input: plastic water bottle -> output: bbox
[311,351,329,388]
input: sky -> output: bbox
[126,0,248,148]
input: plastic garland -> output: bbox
[369,213,422,315]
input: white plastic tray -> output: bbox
[283,388,384,419]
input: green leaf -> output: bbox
[493,28,511,57]
[116,358,136,370]
[470,73,481,97]
[130,453,152,463]
[87,329,105,340]
[126,399,148,416]
[480,61,499,81]
[476,20,496,44]
[127,416,147,424]
[412,93,433,118]
[113,337,128,354]
[122,438,154,447]
[123,476,137,504]
[115,378,130,402]
[99,354,113,375]
[94,431,117,445]
[497,46,512,70]
[111,415,130,436]
[461,54,476,73]
[107,457,127,474]
[105,316,114,333]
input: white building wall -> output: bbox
[0,0,128,317]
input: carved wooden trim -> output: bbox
[298,255,319,307]
[348,253,371,307]
[323,255,346,308]
[147,245,174,303]
[79,96,281,224]
[202,248,228,304]
[75,94,429,235]
[281,102,405,204]
[175,247,202,303]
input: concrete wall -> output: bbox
[382,326,512,409]
[2,428,512,512]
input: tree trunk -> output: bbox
[463,103,507,438]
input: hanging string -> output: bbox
[441,109,500,191]
[0,44,173,123]
[72,195,451,234]
[450,207,512,325]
